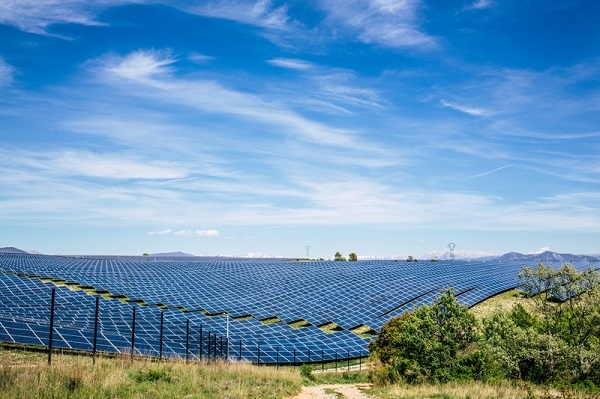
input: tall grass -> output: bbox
[0,349,302,399]
[369,380,583,399]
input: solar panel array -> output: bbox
[0,253,594,363]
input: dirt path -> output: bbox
[290,384,373,399]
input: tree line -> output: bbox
[369,263,600,390]
[334,252,358,261]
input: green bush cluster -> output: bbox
[132,367,173,383]
[369,264,600,390]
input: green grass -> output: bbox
[317,321,344,334]
[260,316,283,325]
[0,348,302,399]
[288,319,312,329]
[470,289,535,320]
[348,324,378,338]
[323,387,345,398]
[368,380,600,399]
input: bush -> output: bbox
[370,289,479,384]
[299,365,315,381]
[132,368,172,383]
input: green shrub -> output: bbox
[299,365,315,381]
[132,368,172,383]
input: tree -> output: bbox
[348,253,358,261]
[516,263,600,383]
[142,253,149,256]
[334,252,346,261]
[369,289,478,383]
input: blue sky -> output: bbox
[1,0,599,258]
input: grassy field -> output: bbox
[4,348,597,399]
[0,349,302,399]
[470,288,533,320]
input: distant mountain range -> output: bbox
[494,251,598,263]
[1,247,598,263]
[421,250,598,263]
[0,247,28,254]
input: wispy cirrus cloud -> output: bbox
[317,0,437,49]
[96,49,359,147]
[147,229,221,237]
[148,229,172,235]
[8,150,187,180]
[441,99,487,116]
[104,49,176,81]
[0,58,15,86]
[267,58,314,70]
[173,229,221,237]
[181,0,290,30]
[0,0,113,35]
[463,0,495,11]
[0,0,292,37]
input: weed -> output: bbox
[323,387,345,398]
[132,368,172,383]
[300,364,315,381]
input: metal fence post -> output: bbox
[213,334,217,359]
[93,295,99,365]
[335,350,337,372]
[130,306,136,361]
[159,311,164,361]
[185,319,190,362]
[347,350,350,372]
[47,288,55,365]
[199,325,203,361]
[207,331,211,360]
[276,347,279,369]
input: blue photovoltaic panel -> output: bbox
[0,253,596,363]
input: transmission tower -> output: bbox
[305,245,310,259]
[448,243,456,260]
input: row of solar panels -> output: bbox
[0,270,367,362]
[0,253,594,362]
[0,254,570,330]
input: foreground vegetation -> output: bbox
[0,350,302,399]
[369,263,600,397]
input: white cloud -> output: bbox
[181,0,290,30]
[0,0,290,37]
[0,0,110,35]
[173,229,221,237]
[104,49,176,81]
[148,229,172,235]
[267,58,314,70]
[464,0,495,10]
[441,99,486,116]
[98,50,358,147]
[318,0,436,49]
[188,52,214,63]
[528,246,550,254]
[0,59,15,87]
[11,150,187,180]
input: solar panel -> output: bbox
[0,253,595,363]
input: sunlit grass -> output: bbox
[0,348,301,399]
